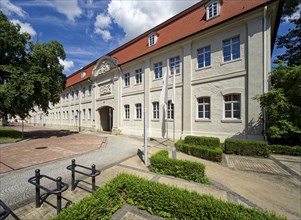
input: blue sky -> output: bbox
[0,0,298,76]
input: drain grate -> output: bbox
[35,146,48,150]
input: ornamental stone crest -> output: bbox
[92,56,118,78]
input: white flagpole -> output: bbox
[172,66,176,158]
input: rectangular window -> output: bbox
[152,102,159,119]
[88,85,92,96]
[82,109,85,120]
[66,93,69,100]
[75,90,79,99]
[136,103,142,119]
[135,69,142,84]
[71,91,74,99]
[154,62,163,79]
[66,111,68,120]
[206,1,220,20]
[71,110,74,120]
[223,36,240,62]
[169,56,180,75]
[82,87,86,97]
[124,105,130,119]
[88,108,91,120]
[224,94,241,119]
[197,46,211,68]
[167,100,174,119]
[76,110,79,119]
[197,97,210,119]
[124,73,130,87]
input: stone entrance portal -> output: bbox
[98,106,113,132]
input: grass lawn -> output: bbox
[0,127,23,143]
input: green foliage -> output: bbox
[54,173,286,220]
[224,139,269,157]
[268,144,301,156]
[0,127,23,143]
[255,64,301,145]
[176,136,223,162]
[149,150,209,184]
[0,11,66,119]
[184,135,220,147]
[177,141,222,162]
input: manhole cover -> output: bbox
[35,146,48,150]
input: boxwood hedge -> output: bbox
[224,139,269,157]
[268,144,301,156]
[54,173,285,220]
[149,150,209,183]
[184,135,220,147]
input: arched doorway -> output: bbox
[98,106,113,132]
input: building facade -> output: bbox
[29,0,282,142]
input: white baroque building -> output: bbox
[29,0,282,142]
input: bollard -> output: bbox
[35,169,41,208]
[92,164,96,192]
[56,177,62,214]
[71,159,76,191]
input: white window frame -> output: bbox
[169,56,180,75]
[135,69,142,84]
[224,94,241,119]
[197,97,210,119]
[223,36,240,62]
[206,0,220,21]
[148,32,157,47]
[124,72,130,87]
[135,103,142,119]
[152,102,159,120]
[88,108,91,120]
[82,109,86,120]
[167,100,174,119]
[197,46,211,69]
[154,62,163,79]
[124,105,130,119]
[82,87,86,98]
[88,85,92,96]
[66,111,69,120]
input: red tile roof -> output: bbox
[66,0,276,88]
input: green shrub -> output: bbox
[149,150,209,184]
[184,135,220,147]
[268,144,301,156]
[224,139,269,157]
[54,173,286,220]
[175,139,223,162]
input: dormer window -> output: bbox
[148,32,157,47]
[206,0,220,21]
[81,71,86,78]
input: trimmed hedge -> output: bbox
[184,135,220,147]
[176,140,222,162]
[224,139,269,157]
[54,173,286,220]
[149,150,209,183]
[268,144,301,156]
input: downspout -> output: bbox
[263,5,267,142]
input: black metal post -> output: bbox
[35,169,40,208]
[71,159,75,191]
[92,164,96,192]
[56,177,62,214]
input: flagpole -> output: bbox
[172,66,176,158]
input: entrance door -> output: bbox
[99,106,113,131]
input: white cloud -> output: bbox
[283,4,301,23]
[59,59,74,72]
[95,29,112,41]
[105,0,199,44]
[0,0,27,18]
[52,0,82,22]
[11,19,37,37]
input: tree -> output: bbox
[0,11,66,120]
[256,64,301,145]
[275,0,301,65]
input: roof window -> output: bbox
[148,32,157,47]
[81,71,86,78]
[206,0,220,21]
